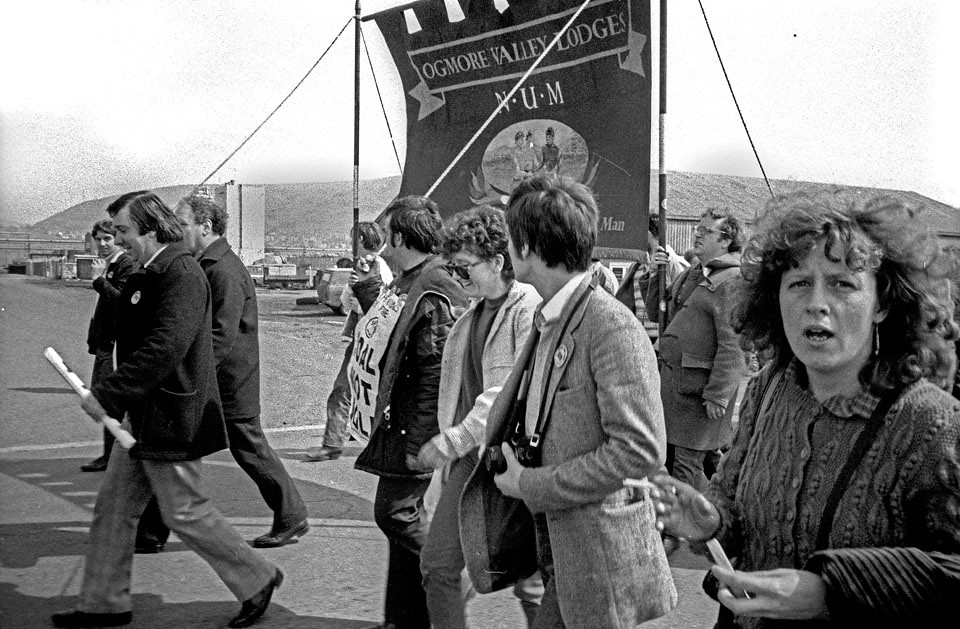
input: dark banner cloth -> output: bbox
[370,0,651,250]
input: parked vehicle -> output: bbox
[315,266,352,315]
[247,255,316,289]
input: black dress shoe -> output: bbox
[81,456,109,472]
[252,519,309,548]
[51,609,132,627]
[134,540,165,554]
[227,569,283,628]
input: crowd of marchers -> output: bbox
[52,175,960,629]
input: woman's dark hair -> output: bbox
[441,205,514,281]
[734,191,958,390]
[505,174,597,272]
[106,190,182,244]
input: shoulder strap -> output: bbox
[814,388,901,551]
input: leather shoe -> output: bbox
[305,446,342,461]
[51,609,132,627]
[80,456,109,472]
[228,569,283,628]
[252,519,309,548]
[134,540,165,554]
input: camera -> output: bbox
[482,435,542,475]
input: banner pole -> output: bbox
[657,0,668,338]
[352,0,362,259]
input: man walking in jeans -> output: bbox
[350,196,467,629]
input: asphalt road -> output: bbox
[0,273,719,628]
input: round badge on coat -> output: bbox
[554,344,568,368]
[131,291,141,304]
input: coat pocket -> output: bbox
[677,353,713,396]
[139,388,199,450]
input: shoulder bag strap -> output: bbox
[814,388,901,551]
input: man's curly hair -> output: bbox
[440,205,514,281]
[733,191,959,391]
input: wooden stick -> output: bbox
[43,347,136,449]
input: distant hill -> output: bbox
[25,172,958,251]
[28,178,403,247]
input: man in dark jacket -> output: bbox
[52,191,281,629]
[81,219,137,472]
[169,193,308,547]
[350,196,468,629]
[646,207,748,494]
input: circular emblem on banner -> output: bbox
[363,317,380,338]
[130,291,141,305]
[553,344,568,368]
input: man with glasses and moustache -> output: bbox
[647,207,748,498]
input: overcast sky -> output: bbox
[1,0,957,225]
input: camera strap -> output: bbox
[521,280,596,449]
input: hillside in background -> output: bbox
[27,178,403,248]
[23,172,959,251]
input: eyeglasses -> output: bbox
[446,259,486,281]
[693,226,726,238]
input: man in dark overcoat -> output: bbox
[169,193,308,547]
[52,191,281,629]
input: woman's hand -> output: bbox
[417,436,452,470]
[649,473,720,540]
[713,566,830,620]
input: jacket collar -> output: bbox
[196,236,231,264]
[142,241,193,274]
[704,251,741,272]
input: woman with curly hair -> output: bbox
[417,205,543,628]
[651,192,960,627]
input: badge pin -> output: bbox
[553,345,568,368]
[131,291,141,304]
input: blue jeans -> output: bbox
[421,451,544,628]
[374,475,432,629]
[322,341,353,448]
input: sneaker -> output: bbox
[305,446,342,462]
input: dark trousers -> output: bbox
[531,513,565,629]
[374,475,432,629]
[138,414,307,542]
[91,350,115,459]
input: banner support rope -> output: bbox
[197,18,353,188]
[360,24,403,176]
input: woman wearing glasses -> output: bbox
[418,205,543,628]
